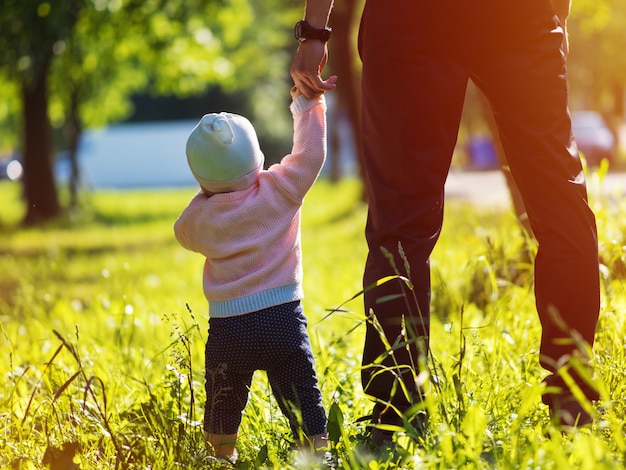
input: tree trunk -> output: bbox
[328,0,365,198]
[65,88,82,209]
[21,62,61,226]
[609,81,624,152]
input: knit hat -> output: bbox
[186,112,264,193]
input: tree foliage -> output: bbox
[568,0,626,119]
[0,0,85,224]
[0,0,301,224]
[1,0,623,224]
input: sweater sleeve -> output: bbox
[173,191,207,253]
[267,94,327,201]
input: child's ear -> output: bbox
[213,118,234,145]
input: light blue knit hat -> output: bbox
[186,112,264,193]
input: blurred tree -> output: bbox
[50,1,147,209]
[0,0,301,225]
[327,0,363,185]
[568,0,626,142]
[0,0,83,224]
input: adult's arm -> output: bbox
[290,0,336,99]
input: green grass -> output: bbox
[1,175,625,469]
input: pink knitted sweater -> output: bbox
[174,95,327,317]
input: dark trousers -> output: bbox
[204,301,327,437]
[358,0,600,421]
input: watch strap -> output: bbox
[294,20,332,42]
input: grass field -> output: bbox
[1,175,625,469]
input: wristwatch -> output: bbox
[294,20,332,43]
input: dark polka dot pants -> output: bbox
[204,300,327,438]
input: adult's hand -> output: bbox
[290,40,337,99]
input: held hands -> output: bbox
[290,40,337,99]
[290,86,302,101]
[291,79,336,102]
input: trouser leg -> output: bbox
[264,302,327,438]
[471,0,600,383]
[359,0,470,421]
[204,317,254,435]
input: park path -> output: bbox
[445,169,626,208]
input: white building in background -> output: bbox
[73,120,198,189]
[71,96,358,189]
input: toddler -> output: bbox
[174,84,334,460]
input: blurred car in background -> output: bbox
[0,155,23,181]
[571,110,616,167]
